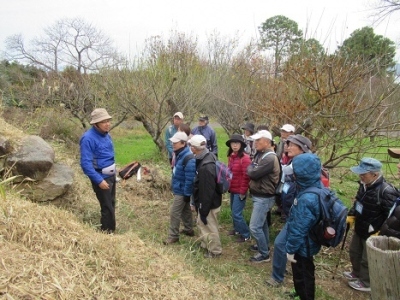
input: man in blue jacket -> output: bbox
[286,153,322,300]
[163,132,197,245]
[165,112,184,165]
[80,108,116,233]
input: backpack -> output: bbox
[119,161,141,180]
[304,187,348,248]
[215,160,233,194]
[182,153,195,169]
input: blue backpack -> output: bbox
[215,160,232,194]
[305,187,348,248]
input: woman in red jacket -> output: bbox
[226,134,252,242]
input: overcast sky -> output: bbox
[1,0,399,60]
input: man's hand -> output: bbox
[239,194,247,200]
[200,214,208,225]
[98,180,110,190]
[287,253,297,264]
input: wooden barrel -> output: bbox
[366,236,400,300]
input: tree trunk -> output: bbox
[366,236,400,300]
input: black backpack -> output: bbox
[305,187,348,248]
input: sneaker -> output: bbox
[163,237,179,245]
[204,251,221,258]
[249,244,258,252]
[236,236,251,243]
[265,278,282,287]
[249,253,270,263]
[180,229,195,237]
[343,271,358,281]
[348,279,371,292]
[227,230,240,236]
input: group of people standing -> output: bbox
[79,108,400,300]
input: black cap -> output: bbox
[199,116,209,121]
[241,122,255,134]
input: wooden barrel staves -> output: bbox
[366,236,400,300]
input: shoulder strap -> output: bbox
[261,151,276,160]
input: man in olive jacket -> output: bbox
[189,134,222,258]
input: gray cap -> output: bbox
[286,134,312,153]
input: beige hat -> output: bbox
[90,108,112,124]
[174,112,184,119]
[188,135,207,147]
[169,132,188,143]
[388,148,400,159]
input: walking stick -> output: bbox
[332,223,350,279]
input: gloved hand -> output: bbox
[346,216,355,228]
[200,214,208,225]
[183,196,191,203]
[287,253,297,264]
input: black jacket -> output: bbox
[349,177,397,239]
[193,152,222,217]
[380,198,400,239]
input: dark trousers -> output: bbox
[92,176,116,232]
[291,253,315,300]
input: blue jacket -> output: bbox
[191,125,218,156]
[80,127,115,185]
[171,147,196,196]
[286,153,322,257]
[165,125,178,159]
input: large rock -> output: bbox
[7,135,55,181]
[20,163,74,202]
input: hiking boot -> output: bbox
[204,251,221,258]
[236,236,251,243]
[348,279,371,292]
[249,244,258,252]
[227,230,239,236]
[343,271,358,281]
[249,253,270,263]
[180,229,195,237]
[163,237,179,245]
[265,278,282,287]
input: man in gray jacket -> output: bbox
[247,130,280,263]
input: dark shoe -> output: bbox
[163,237,179,245]
[249,244,258,252]
[204,251,221,258]
[180,229,195,237]
[249,253,270,263]
[236,236,251,243]
[227,229,239,236]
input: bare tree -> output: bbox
[5,18,125,73]
[372,0,400,25]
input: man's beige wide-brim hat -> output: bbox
[90,108,112,124]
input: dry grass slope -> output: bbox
[0,118,233,300]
